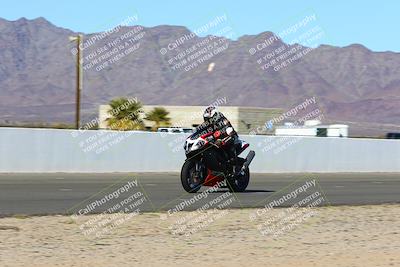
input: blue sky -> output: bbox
[1,0,399,52]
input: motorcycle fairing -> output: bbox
[203,169,225,186]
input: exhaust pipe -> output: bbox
[241,150,255,171]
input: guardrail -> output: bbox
[1,127,399,173]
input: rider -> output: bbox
[201,106,236,140]
[198,106,244,172]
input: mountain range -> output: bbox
[0,17,399,136]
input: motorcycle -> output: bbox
[181,127,255,193]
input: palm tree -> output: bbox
[145,107,171,130]
[106,97,144,130]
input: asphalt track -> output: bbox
[0,173,399,217]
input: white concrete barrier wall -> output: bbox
[1,128,399,173]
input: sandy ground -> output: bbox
[0,205,399,267]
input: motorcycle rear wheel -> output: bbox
[226,167,250,192]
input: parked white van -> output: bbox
[157,127,194,133]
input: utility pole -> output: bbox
[69,34,83,129]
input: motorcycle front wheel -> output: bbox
[181,160,203,193]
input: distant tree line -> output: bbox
[106,97,171,131]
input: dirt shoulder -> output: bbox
[0,205,399,267]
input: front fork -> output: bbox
[194,161,206,184]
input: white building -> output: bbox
[98,105,283,134]
[275,120,349,137]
